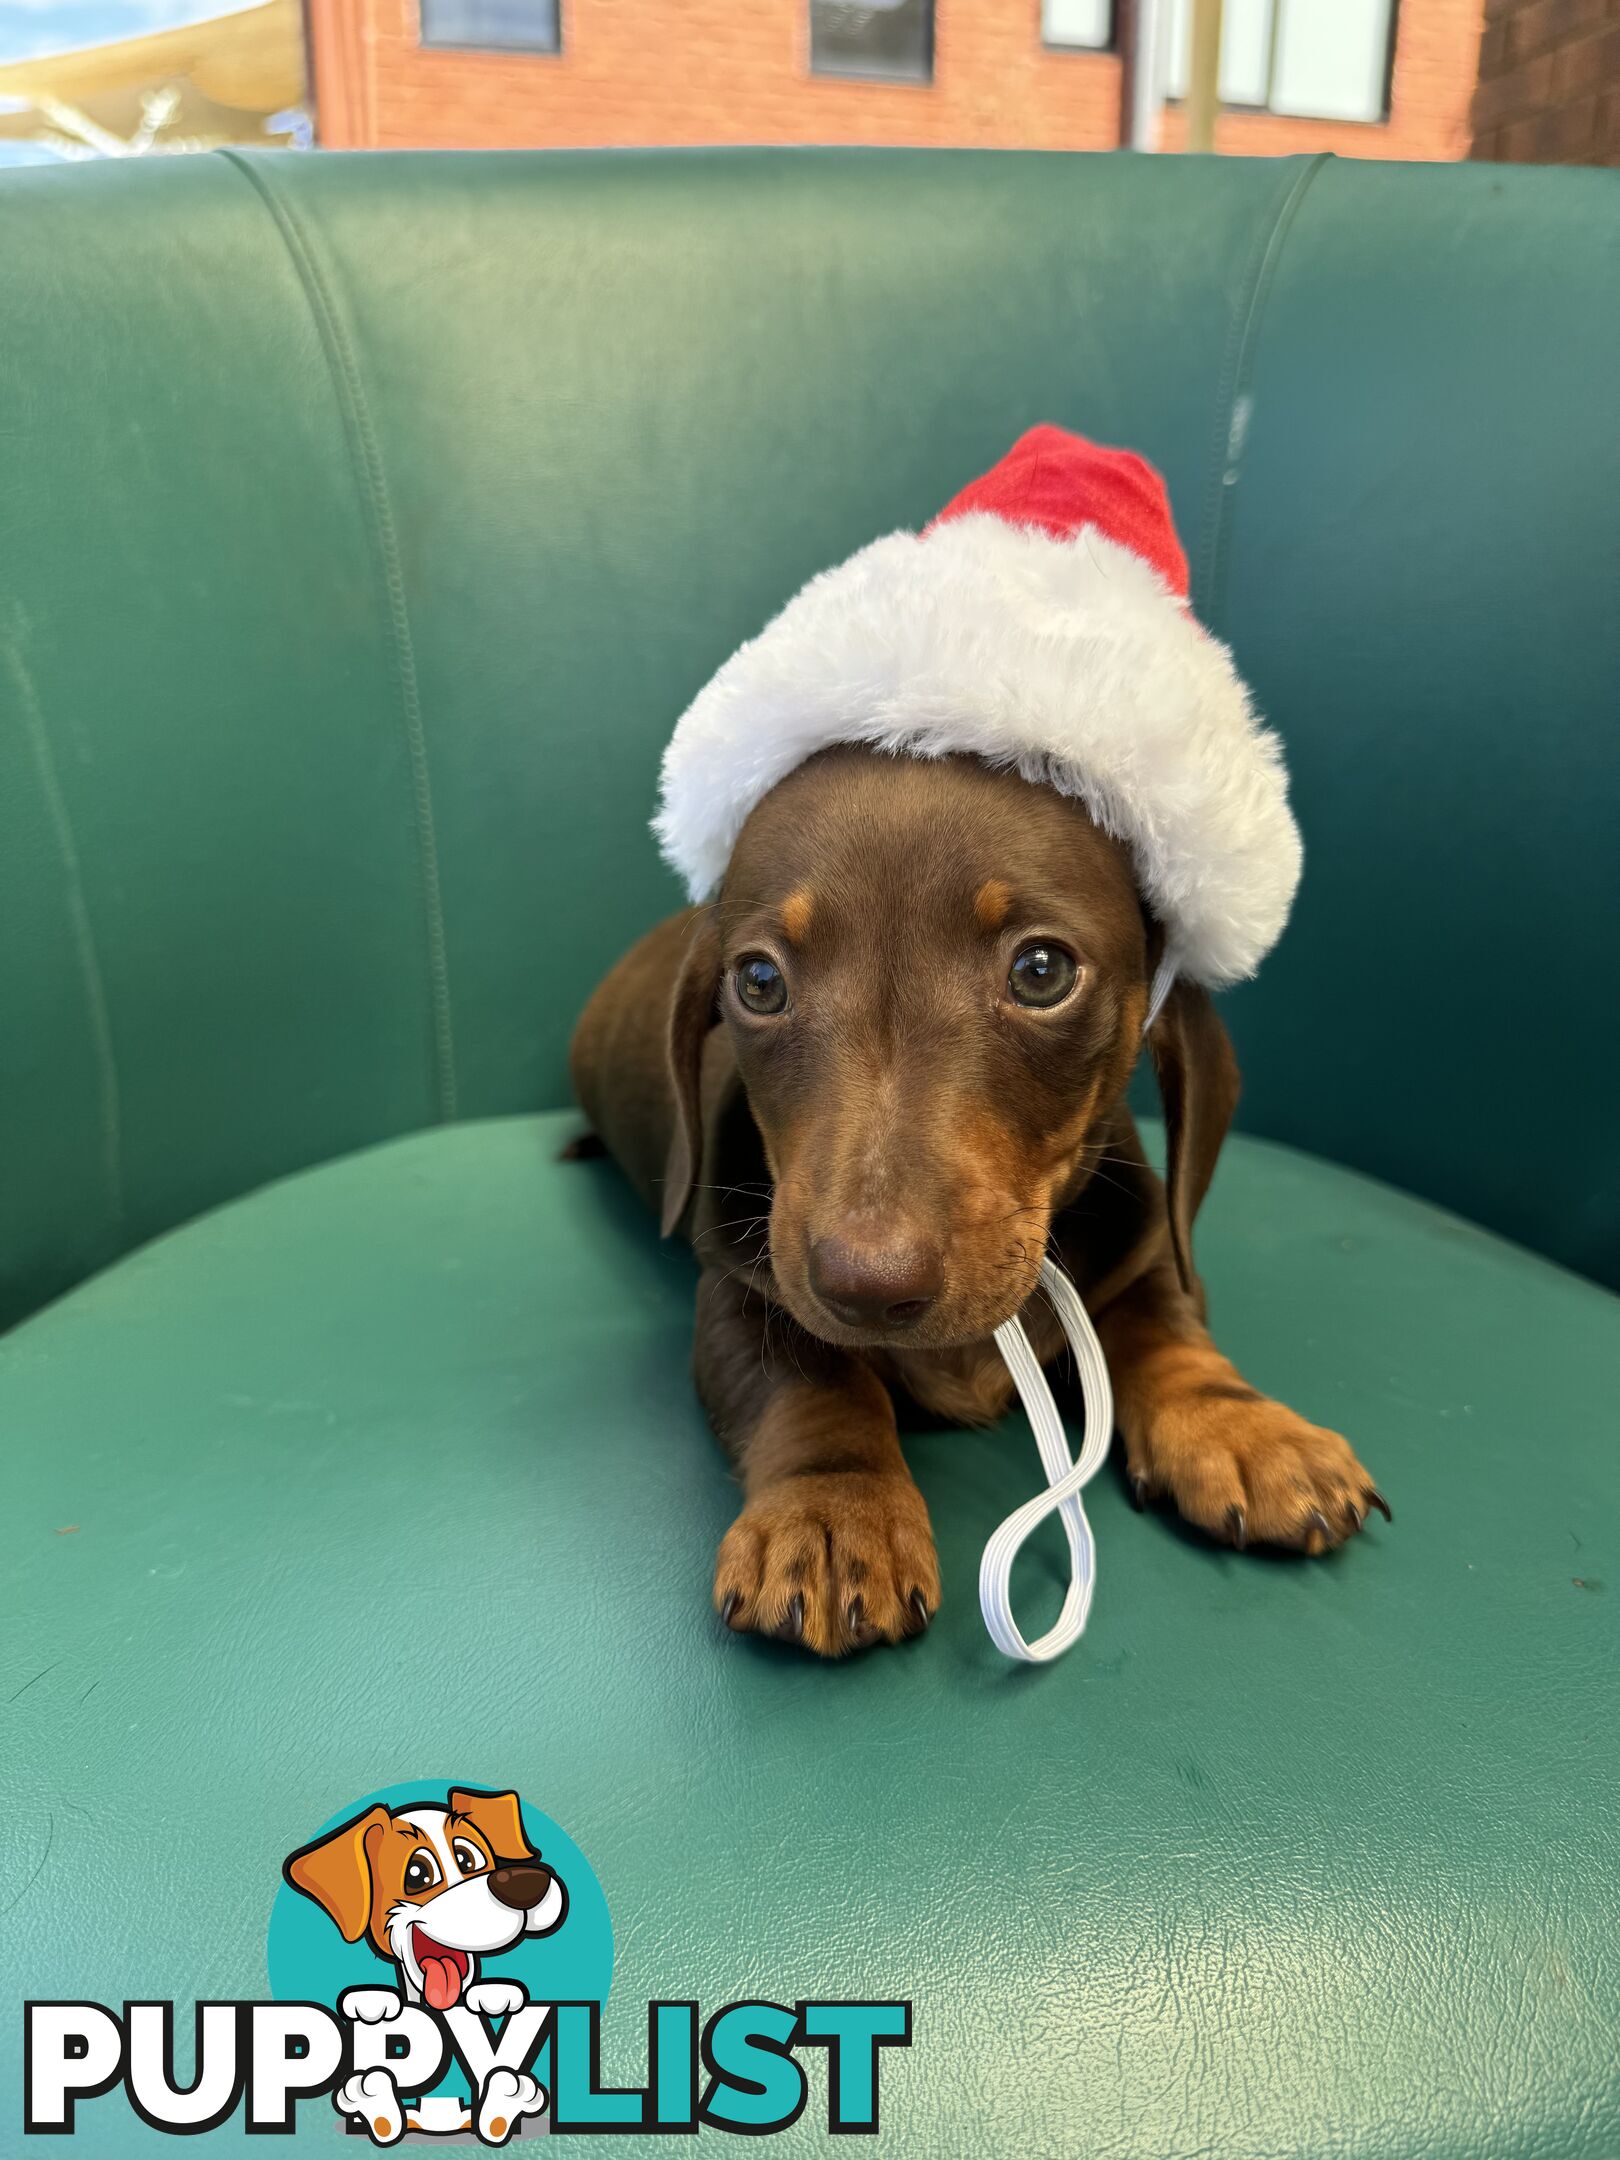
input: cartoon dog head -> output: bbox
[284,1788,568,2010]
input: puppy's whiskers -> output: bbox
[692,1214,771,1252]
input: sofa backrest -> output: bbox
[1,147,1614,1326]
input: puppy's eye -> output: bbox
[1007,943,1079,1009]
[734,954,788,1016]
[403,1850,441,1895]
[452,1841,485,1876]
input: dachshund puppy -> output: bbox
[571,745,1383,1657]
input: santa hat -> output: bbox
[654,425,1301,991]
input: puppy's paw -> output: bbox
[465,1978,527,2018]
[477,2067,547,2145]
[338,1987,403,2024]
[1131,1392,1386,1554]
[714,1471,940,1656]
[336,2068,403,2145]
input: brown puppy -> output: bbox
[572,746,1383,1658]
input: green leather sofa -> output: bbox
[3,147,1617,2156]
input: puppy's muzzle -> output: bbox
[489,1863,554,1913]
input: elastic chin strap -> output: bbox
[983,1259,1113,1661]
[1143,951,1177,1037]
[978,959,1175,1663]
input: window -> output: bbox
[809,0,933,84]
[1166,0,1395,123]
[419,0,560,55]
[1043,0,1113,51]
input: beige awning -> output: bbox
[0,0,305,147]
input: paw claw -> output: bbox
[1368,1487,1393,1522]
[1136,1390,1376,1557]
[713,1472,939,1658]
[907,1588,932,1635]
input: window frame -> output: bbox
[418,0,563,58]
[807,0,936,86]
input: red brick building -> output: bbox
[305,0,1485,162]
[1470,0,1620,164]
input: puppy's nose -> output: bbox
[808,1233,943,1330]
[488,1863,553,1912]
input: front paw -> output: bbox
[478,2067,547,2144]
[1131,1392,1387,1554]
[714,1471,940,1656]
[465,1979,527,2018]
[339,1987,403,2024]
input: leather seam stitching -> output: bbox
[2,622,125,1246]
[219,148,459,1122]
[1194,151,1330,634]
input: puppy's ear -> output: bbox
[448,1787,535,1864]
[283,1805,390,1943]
[1148,977,1240,1300]
[661,911,723,1239]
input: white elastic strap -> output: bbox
[1143,952,1177,1038]
[981,1258,1115,1663]
[976,954,1174,1663]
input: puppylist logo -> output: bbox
[23,1780,911,2142]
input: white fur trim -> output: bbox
[654,513,1301,988]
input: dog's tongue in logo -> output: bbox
[414,1931,469,2010]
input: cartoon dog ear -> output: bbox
[283,1805,390,1943]
[448,1788,535,1864]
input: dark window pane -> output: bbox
[810,0,933,82]
[419,0,560,53]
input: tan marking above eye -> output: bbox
[780,890,814,944]
[973,878,1012,932]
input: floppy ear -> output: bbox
[1148,977,1241,1300]
[283,1805,390,1943]
[448,1788,535,1864]
[661,911,723,1239]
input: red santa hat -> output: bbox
[655,425,1301,991]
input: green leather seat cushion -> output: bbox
[5,1114,1617,2155]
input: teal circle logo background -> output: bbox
[266,1780,613,2010]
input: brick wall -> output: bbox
[305,0,1480,163]
[1471,0,1620,163]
